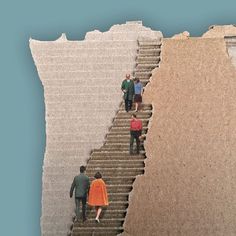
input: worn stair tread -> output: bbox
[72,228,123,235]
[89,159,144,163]
[86,167,144,171]
[136,63,159,67]
[137,55,160,59]
[74,219,125,227]
[135,66,159,71]
[89,156,145,160]
[113,118,149,122]
[72,233,121,236]
[138,40,162,46]
[117,110,151,114]
[73,226,123,230]
[110,126,148,129]
[139,46,162,50]
[87,163,144,168]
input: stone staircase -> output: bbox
[69,39,162,236]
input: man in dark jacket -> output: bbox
[70,166,90,222]
[121,73,135,112]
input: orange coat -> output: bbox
[88,179,109,206]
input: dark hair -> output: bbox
[132,113,137,118]
[80,166,86,173]
[135,78,140,83]
[94,171,102,179]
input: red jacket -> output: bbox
[130,118,142,131]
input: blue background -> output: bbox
[0,0,236,235]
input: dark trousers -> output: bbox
[75,196,87,219]
[125,99,133,112]
[130,130,141,154]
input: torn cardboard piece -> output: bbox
[122,36,236,236]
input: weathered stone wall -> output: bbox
[122,37,236,236]
[30,21,162,236]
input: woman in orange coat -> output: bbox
[88,172,109,223]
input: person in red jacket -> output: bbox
[130,113,142,155]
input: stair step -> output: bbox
[90,177,136,185]
[112,124,148,128]
[119,103,152,109]
[101,201,129,209]
[72,232,121,236]
[42,192,130,201]
[108,193,129,201]
[108,131,147,136]
[102,143,144,149]
[44,164,144,174]
[134,71,152,78]
[90,156,145,161]
[106,133,131,138]
[110,126,148,131]
[100,147,144,152]
[88,159,144,163]
[86,168,144,176]
[113,118,150,124]
[103,142,144,147]
[42,175,137,185]
[87,185,132,193]
[91,150,145,156]
[43,183,133,193]
[136,56,160,64]
[74,218,124,228]
[112,121,148,127]
[138,48,161,55]
[87,173,143,178]
[105,138,134,143]
[138,46,161,50]
[89,155,145,162]
[105,138,131,143]
[118,107,151,113]
[114,118,149,122]
[106,132,145,139]
[87,161,144,168]
[116,111,152,119]
[87,208,126,213]
[72,226,123,235]
[138,40,162,46]
[135,64,158,71]
[88,157,145,162]
[139,79,150,84]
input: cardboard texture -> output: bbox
[121,37,236,236]
[30,22,162,236]
[203,25,236,38]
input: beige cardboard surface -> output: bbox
[172,31,190,39]
[203,25,236,38]
[122,38,236,236]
